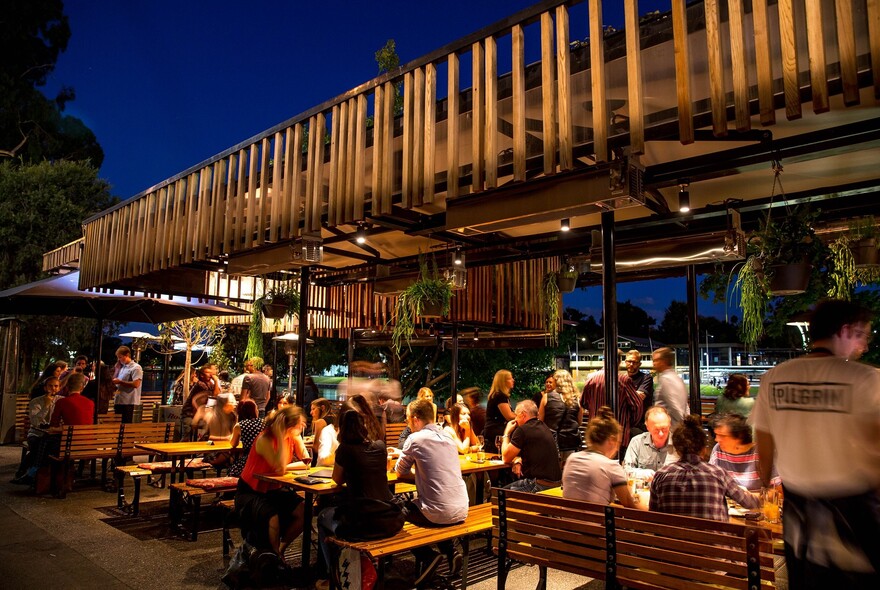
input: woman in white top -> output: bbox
[443,403,480,454]
[310,398,339,466]
[563,406,639,508]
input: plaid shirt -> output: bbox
[649,454,760,522]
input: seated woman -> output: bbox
[650,415,760,522]
[203,393,238,441]
[228,400,263,478]
[709,412,780,491]
[443,403,480,454]
[562,406,639,508]
[235,405,311,560]
[310,397,338,467]
[714,373,754,418]
[316,405,404,582]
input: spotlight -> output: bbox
[560,218,571,232]
[428,323,436,337]
[473,327,480,341]
[678,183,690,213]
[453,248,464,266]
[356,225,366,244]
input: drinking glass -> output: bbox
[762,488,781,524]
[476,436,485,462]
[495,435,503,454]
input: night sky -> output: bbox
[45,1,730,323]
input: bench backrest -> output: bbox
[493,489,776,590]
[14,393,30,442]
[119,422,172,451]
[494,489,609,581]
[384,422,407,448]
[59,423,123,459]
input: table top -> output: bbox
[134,440,235,456]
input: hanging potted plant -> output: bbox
[848,216,879,268]
[391,254,453,353]
[260,285,300,320]
[556,265,579,293]
[756,206,826,296]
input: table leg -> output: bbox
[301,491,314,570]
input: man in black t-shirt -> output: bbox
[500,400,562,493]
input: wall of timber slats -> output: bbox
[80,0,878,290]
[211,257,557,338]
[42,239,83,272]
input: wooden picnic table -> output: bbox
[255,453,509,575]
[135,440,236,483]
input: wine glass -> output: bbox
[495,435,503,455]
[476,436,485,462]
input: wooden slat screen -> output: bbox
[78,0,875,289]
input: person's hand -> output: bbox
[112,378,122,385]
[512,459,523,477]
[504,419,516,436]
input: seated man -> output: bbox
[709,412,780,491]
[623,406,675,479]
[395,398,469,586]
[500,400,562,493]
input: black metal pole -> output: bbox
[451,323,459,394]
[93,318,103,424]
[686,265,701,416]
[295,267,310,408]
[601,211,618,414]
[161,351,170,404]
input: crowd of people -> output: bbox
[11,298,877,588]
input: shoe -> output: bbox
[414,552,443,587]
[447,550,463,577]
[11,475,34,486]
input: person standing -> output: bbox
[580,350,643,452]
[651,347,688,430]
[538,369,583,464]
[624,350,653,423]
[241,358,272,418]
[112,346,142,423]
[395,398,468,585]
[752,300,880,589]
[483,370,516,454]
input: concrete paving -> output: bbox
[0,444,596,590]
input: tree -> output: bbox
[154,318,225,394]
[0,160,115,287]
[0,0,103,164]
[614,300,657,336]
[375,39,404,115]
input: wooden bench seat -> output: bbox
[493,488,777,590]
[384,421,407,448]
[329,503,493,590]
[48,423,123,497]
[112,422,173,514]
[170,478,239,541]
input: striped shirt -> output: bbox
[708,443,780,492]
[650,454,760,522]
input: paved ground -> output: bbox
[0,444,596,590]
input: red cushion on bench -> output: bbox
[138,461,173,470]
[185,476,239,490]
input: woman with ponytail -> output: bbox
[562,406,638,507]
[235,405,311,559]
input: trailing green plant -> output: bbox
[244,300,264,360]
[732,256,768,348]
[827,236,855,300]
[261,283,300,321]
[541,271,562,346]
[391,254,453,353]
[848,215,879,242]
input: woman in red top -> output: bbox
[235,405,310,557]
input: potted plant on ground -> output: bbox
[391,254,453,353]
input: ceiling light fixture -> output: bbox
[560,218,571,232]
[355,224,366,244]
[678,182,690,213]
[473,327,480,341]
[453,247,463,265]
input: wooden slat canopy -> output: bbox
[72,0,878,313]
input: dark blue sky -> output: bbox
[46,1,729,323]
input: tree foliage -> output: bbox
[154,318,225,393]
[0,0,103,164]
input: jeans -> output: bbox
[503,477,555,494]
[317,506,340,576]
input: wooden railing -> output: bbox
[79,0,878,289]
